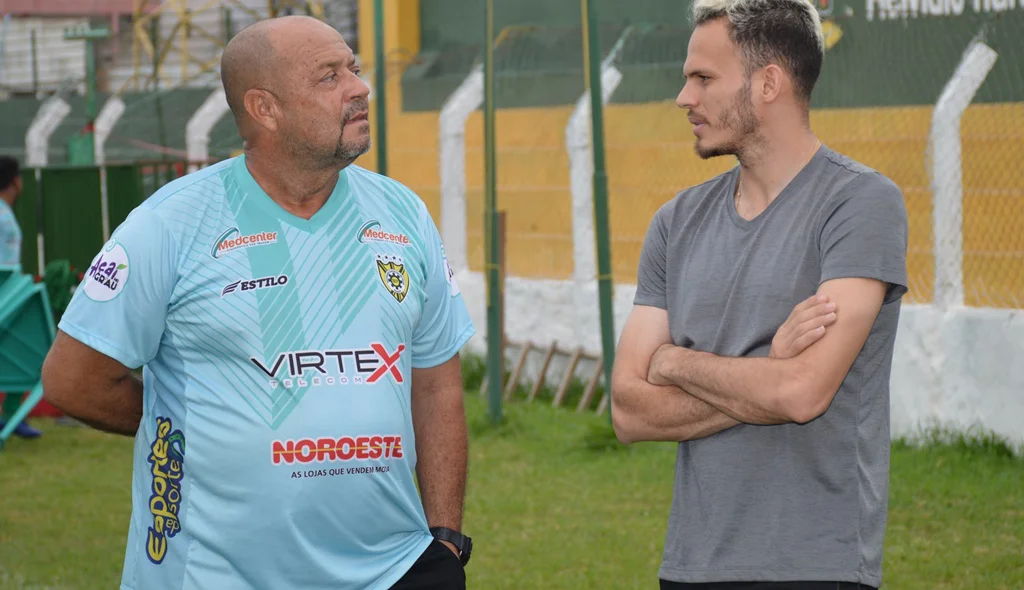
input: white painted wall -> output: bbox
[105,0,265,91]
[889,305,1024,448]
[0,1,359,95]
[457,269,1024,449]
[0,17,88,95]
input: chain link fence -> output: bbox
[406,3,1024,309]
[2,1,1021,308]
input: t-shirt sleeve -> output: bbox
[818,173,909,303]
[410,205,475,369]
[633,204,669,309]
[58,206,177,369]
[0,203,22,267]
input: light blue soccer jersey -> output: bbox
[58,156,475,590]
[0,198,22,266]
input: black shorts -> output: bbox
[390,539,466,590]
[661,581,877,590]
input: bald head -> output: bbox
[220,15,370,168]
[220,16,343,128]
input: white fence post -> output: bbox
[95,96,126,240]
[93,96,125,166]
[25,96,70,167]
[25,96,71,274]
[186,88,229,173]
[930,38,998,309]
[439,64,483,275]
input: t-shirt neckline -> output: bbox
[231,155,350,233]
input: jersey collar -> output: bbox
[231,155,350,233]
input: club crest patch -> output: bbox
[376,254,410,303]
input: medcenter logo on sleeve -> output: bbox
[211,227,278,259]
[83,238,130,302]
[146,416,186,565]
[250,342,406,389]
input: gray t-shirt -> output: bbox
[634,146,908,587]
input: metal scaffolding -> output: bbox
[123,0,326,92]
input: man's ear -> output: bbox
[244,89,280,133]
[757,64,786,104]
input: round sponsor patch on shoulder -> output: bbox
[83,239,130,302]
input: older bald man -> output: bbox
[43,16,474,590]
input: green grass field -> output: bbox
[1,395,1022,590]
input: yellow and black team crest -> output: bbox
[376,254,410,303]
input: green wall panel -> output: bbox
[106,164,146,232]
[419,0,687,49]
[39,168,104,273]
[407,0,1024,110]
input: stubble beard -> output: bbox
[695,79,762,162]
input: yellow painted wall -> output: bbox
[603,102,736,285]
[960,104,1024,308]
[463,107,577,279]
[376,98,1023,308]
[600,103,940,303]
[348,0,1022,308]
[602,101,1024,307]
[356,0,420,65]
[350,2,1023,307]
[359,79,443,222]
[357,0,430,218]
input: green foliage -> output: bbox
[894,424,1023,460]
[40,259,82,324]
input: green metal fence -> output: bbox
[38,167,104,273]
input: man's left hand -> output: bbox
[647,343,677,386]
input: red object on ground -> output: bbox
[0,393,64,418]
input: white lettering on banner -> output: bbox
[866,0,1017,20]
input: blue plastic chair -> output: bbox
[0,264,57,449]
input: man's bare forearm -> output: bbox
[42,331,145,436]
[411,382,467,531]
[652,346,796,424]
[612,377,741,444]
[49,372,144,436]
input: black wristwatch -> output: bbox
[430,527,472,566]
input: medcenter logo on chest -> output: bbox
[250,343,406,389]
[211,227,278,259]
[357,220,410,246]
